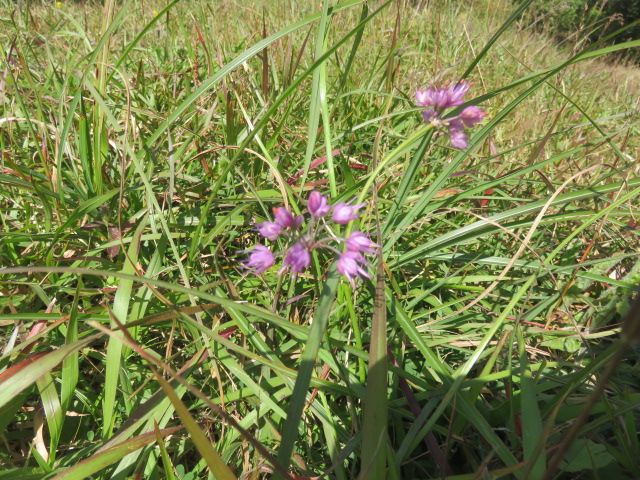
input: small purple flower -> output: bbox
[416,81,486,150]
[308,191,331,218]
[416,87,449,110]
[274,207,301,229]
[345,231,378,254]
[332,201,365,225]
[244,245,275,273]
[446,82,470,107]
[415,81,469,112]
[282,242,311,273]
[337,250,370,286]
[448,124,469,149]
[415,88,433,107]
[256,221,282,241]
[459,106,485,127]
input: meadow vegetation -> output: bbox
[0,0,639,478]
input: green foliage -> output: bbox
[523,0,640,58]
[1,0,639,479]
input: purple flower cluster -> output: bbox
[415,81,486,149]
[244,191,377,286]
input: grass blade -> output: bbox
[60,283,80,413]
[0,336,98,410]
[51,427,181,480]
[154,370,237,480]
[35,372,63,463]
[102,217,147,438]
[276,268,340,476]
[154,420,178,480]
[358,261,388,479]
[518,326,546,477]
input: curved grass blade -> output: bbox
[395,177,640,267]
[50,427,182,480]
[35,372,63,464]
[0,336,99,410]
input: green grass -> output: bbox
[1,0,639,478]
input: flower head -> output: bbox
[416,81,469,112]
[307,191,331,218]
[332,202,365,225]
[245,197,376,289]
[337,251,370,286]
[415,88,447,110]
[256,221,282,241]
[459,106,485,127]
[416,81,486,150]
[244,245,275,273]
[346,231,378,254]
[274,207,302,229]
[446,82,470,107]
[282,242,311,274]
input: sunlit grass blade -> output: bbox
[35,372,63,464]
[300,0,332,194]
[102,217,147,438]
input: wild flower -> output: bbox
[415,81,486,149]
[256,221,282,241]
[337,250,371,286]
[416,82,468,111]
[244,190,377,285]
[281,242,311,273]
[345,231,378,254]
[273,207,303,229]
[307,190,331,218]
[244,245,275,273]
[332,201,366,224]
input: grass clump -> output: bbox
[1,0,639,478]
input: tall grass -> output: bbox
[1,0,639,478]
